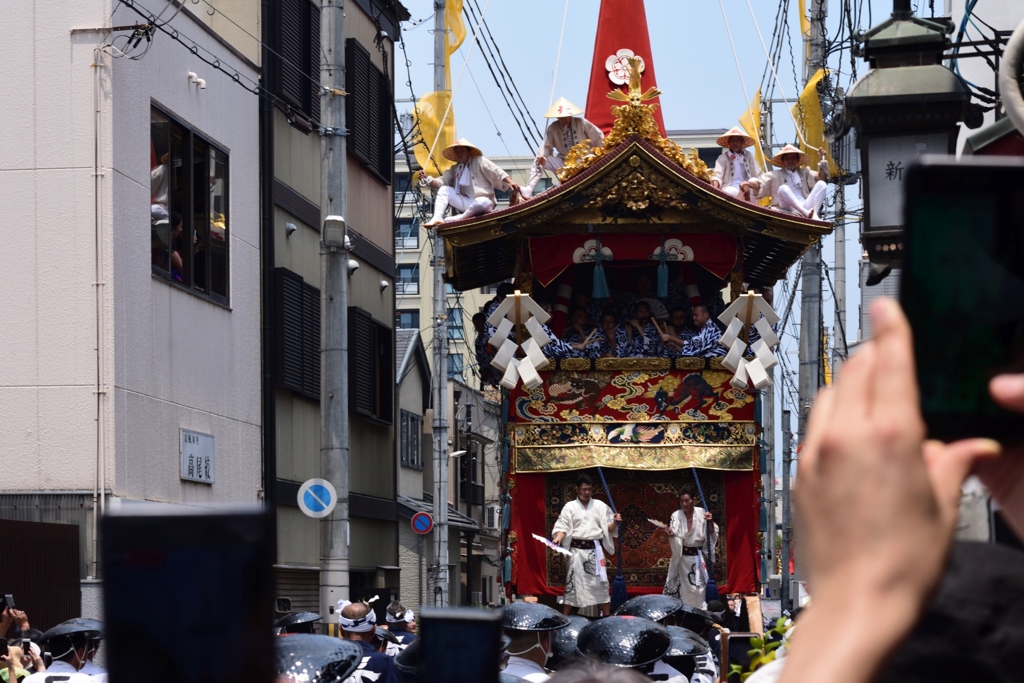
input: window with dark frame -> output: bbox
[447,353,464,381]
[349,307,393,424]
[397,264,419,295]
[273,0,321,127]
[446,308,464,340]
[400,410,423,469]
[150,106,229,304]
[394,217,418,250]
[396,309,420,329]
[345,38,392,184]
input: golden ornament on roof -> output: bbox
[557,57,711,184]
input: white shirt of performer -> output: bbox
[503,656,551,682]
[551,480,620,611]
[662,491,719,609]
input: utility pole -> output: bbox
[320,0,350,621]
[798,0,826,445]
[833,183,847,374]
[780,410,792,612]
[430,0,451,608]
[793,0,827,593]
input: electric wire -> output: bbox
[549,0,571,107]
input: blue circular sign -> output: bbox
[297,478,337,519]
[411,511,434,535]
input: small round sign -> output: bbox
[411,511,434,535]
[297,478,338,519]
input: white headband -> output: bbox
[386,609,415,624]
[338,599,378,633]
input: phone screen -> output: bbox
[103,509,274,683]
[419,608,501,683]
[903,156,1024,443]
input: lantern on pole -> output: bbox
[841,0,976,285]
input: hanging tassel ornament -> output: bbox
[584,237,613,299]
[656,238,669,298]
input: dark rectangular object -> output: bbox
[902,155,1024,444]
[272,268,321,400]
[0,519,79,631]
[419,607,501,683]
[103,509,274,683]
[459,482,484,507]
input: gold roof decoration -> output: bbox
[557,56,712,184]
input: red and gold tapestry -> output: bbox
[512,369,756,473]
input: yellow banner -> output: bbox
[739,88,766,173]
[414,91,456,175]
[791,68,837,177]
[798,0,810,63]
[446,0,466,56]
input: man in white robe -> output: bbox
[710,126,762,203]
[419,138,519,227]
[522,98,604,198]
[742,143,830,220]
[663,485,719,609]
[551,473,621,616]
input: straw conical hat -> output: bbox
[544,97,584,119]
[715,126,756,148]
[442,138,484,162]
[770,143,809,167]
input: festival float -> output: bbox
[435,0,833,603]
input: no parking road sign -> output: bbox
[297,478,337,519]
[411,511,434,535]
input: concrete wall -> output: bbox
[0,0,261,506]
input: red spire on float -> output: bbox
[584,0,666,136]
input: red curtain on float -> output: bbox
[510,469,759,597]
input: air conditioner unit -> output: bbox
[484,504,501,532]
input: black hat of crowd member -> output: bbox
[502,602,572,632]
[372,627,399,649]
[63,618,105,640]
[275,634,363,683]
[548,614,591,671]
[274,611,322,634]
[395,633,514,677]
[39,620,102,661]
[676,605,717,638]
[613,594,685,625]
[662,626,711,679]
[575,616,672,669]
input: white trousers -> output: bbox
[429,186,495,223]
[777,181,827,216]
[723,183,756,203]
[521,156,565,199]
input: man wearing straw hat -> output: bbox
[522,97,604,198]
[742,143,830,220]
[419,138,520,227]
[709,127,762,203]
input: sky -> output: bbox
[394,0,981,468]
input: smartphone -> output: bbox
[419,607,502,683]
[902,155,1024,444]
[3,595,13,611]
[0,638,7,654]
[102,508,274,683]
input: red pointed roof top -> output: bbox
[585,0,666,137]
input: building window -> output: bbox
[394,172,412,199]
[273,0,321,127]
[396,309,420,329]
[349,307,393,424]
[447,308,464,340]
[346,38,392,184]
[150,106,229,303]
[447,353,464,381]
[400,410,423,469]
[397,264,419,295]
[271,268,320,400]
[480,279,512,295]
[395,218,418,250]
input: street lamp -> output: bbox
[841,0,975,284]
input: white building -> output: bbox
[0,0,261,609]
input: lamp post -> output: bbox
[842,0,975,285]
